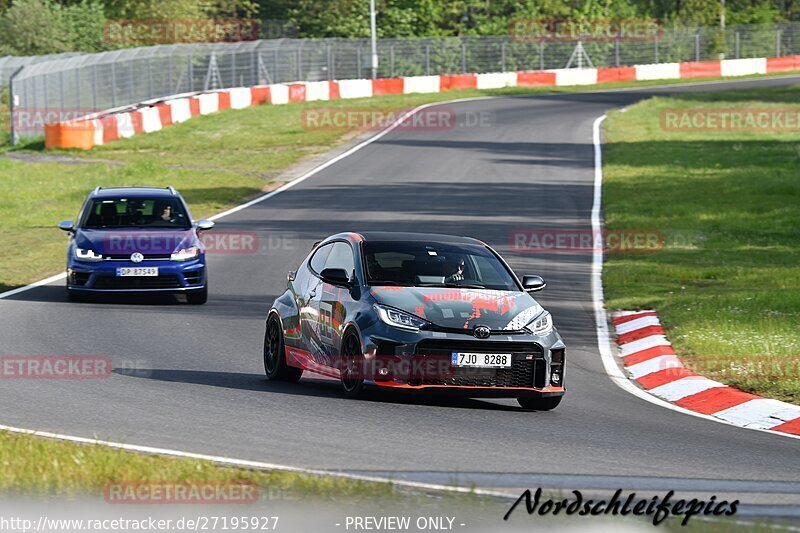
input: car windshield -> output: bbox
[81,197,191,229]
[363,241,519,291]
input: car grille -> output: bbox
[413,340,545,388]
[93,276,182,290]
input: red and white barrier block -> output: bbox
[612,310,800,437]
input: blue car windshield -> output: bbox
[81,198,191,229]
[363,241,519,291]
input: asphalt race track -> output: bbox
[1,76,799,514]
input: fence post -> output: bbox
[425,44,430,75]
[75,68,81,113]
[356,48,362,78]
[9,66,23,146]
[250,50,255,86]
[539,41,544,70]
[735,32,740,59]
[500,41,506,72]
[390,45,395,77]
[128,62,134,103]
[654,33,659,63]
[326,45,332,80]
[296,48,301,80]
[43,73,49,119]
[615,39,620,66]
[188,53,194,92]
[92,64,97,111]
[147,57,153,97]
[462,42,467,72]
[169,53,175,92]
[110,62,116,107]
[776,29,782,56]
[59,70,65,114]
[695,33,700,61]
[232,52,237,86]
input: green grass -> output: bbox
[0,429,393,500]
[603,85,800,404]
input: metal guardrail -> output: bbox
[6,22,800,140]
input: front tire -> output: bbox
[340,332,366,398]
[517,395,562,411]
[263,315,303,382]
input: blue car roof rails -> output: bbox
[92,186,103,196]
[166,186,177,195]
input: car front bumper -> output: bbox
[358,322,566,398]
[66,258,206,292]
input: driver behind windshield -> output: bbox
[445,256,466,283]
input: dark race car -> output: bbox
[263,232,565,410]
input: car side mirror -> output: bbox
[287,270,296,282]
[196,220,215,231]
[320,268,351,287]
[58,220,74,232]
[522,275,546,292]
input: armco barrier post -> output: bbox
[9,66,23,146]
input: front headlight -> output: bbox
[527,311,553,336]
[171,246,199,262]
[75,248,103,262]
[374,304,430,331]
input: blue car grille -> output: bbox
[93,276,182,290]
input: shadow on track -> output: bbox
[113,368,530,412]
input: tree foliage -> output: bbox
[0,0,796,55]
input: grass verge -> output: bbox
[0,430,389,500]
[603,84,800,404]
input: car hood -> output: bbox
[74,229,198,255]
[369,286,543,331]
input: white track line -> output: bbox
[590,114,800,441]
[0,272,66,299]
[0,423,511,498]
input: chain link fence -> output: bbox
[7,22,800,139]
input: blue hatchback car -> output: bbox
[59,186,214,304]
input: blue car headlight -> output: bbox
[526,311,553,336]
[170,246,199,262]
[374,304,430,332]
[75,248,103,262]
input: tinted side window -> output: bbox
[325,242,355,275]
[309,244,333,274]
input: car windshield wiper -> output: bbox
[417,282,487,289]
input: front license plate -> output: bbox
[117,267,158,277]
[451,352,512,368]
